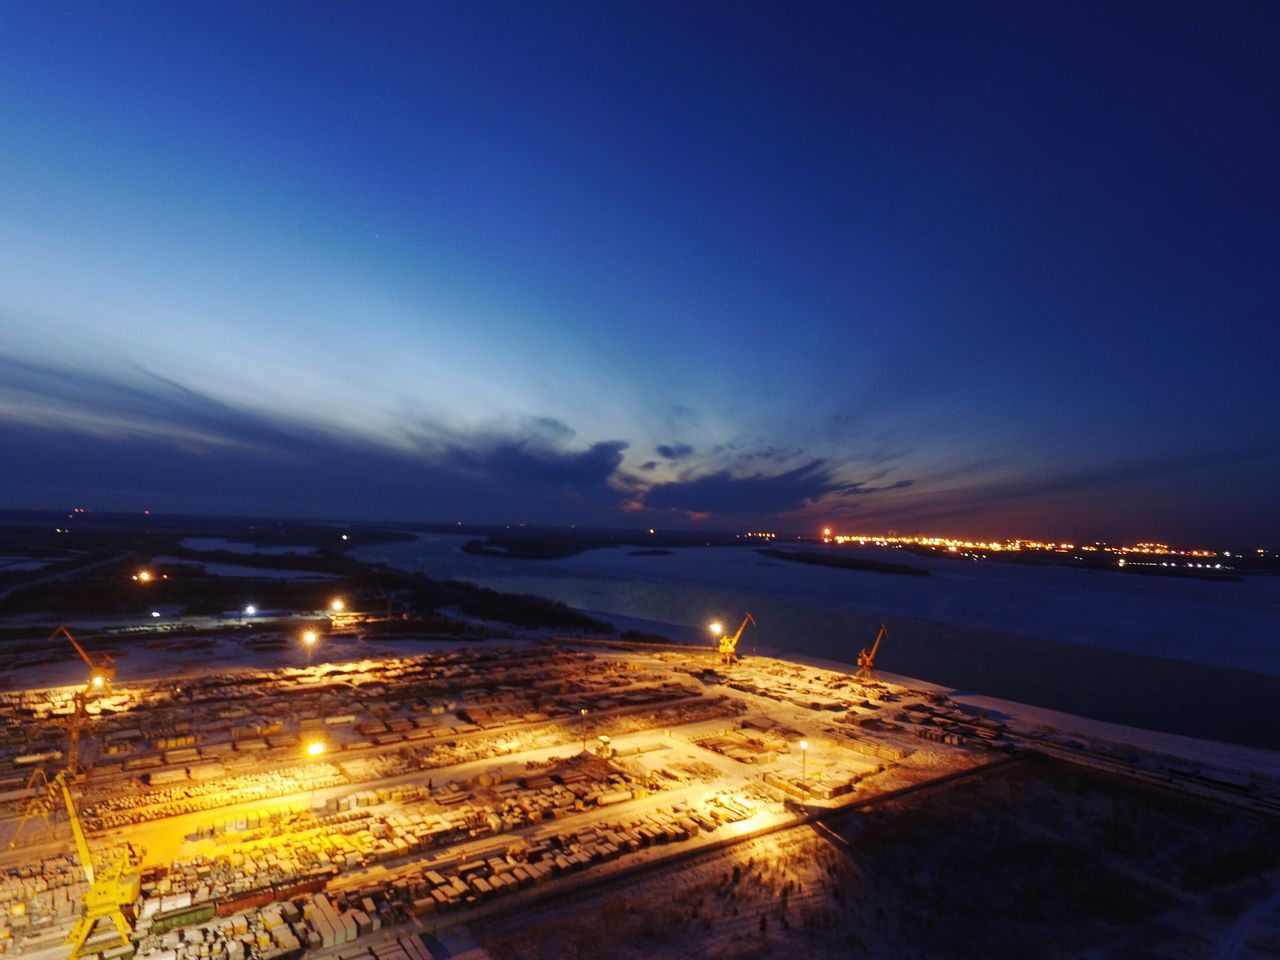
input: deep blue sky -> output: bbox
[1,2,1276,542]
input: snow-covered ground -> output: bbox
[0,556,53,571]
[181,537,318,556]
[149,555,337,580]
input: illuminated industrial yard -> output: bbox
[0,622,967,955]
[2,598,1278,960]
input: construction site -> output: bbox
[2,606,1279,960]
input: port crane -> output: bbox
[856,623,888,681]
[712,613,756,665]
[10,626,140,958]
[51,623,116,696]
[16,769,140,957]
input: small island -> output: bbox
[756,548,929,576]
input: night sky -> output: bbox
[2,3,1276,542]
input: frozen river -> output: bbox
[356,534,1280,750]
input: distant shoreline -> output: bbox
[755,547,929,576]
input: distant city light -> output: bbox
[151,611,161,618]
[91,674,105,689]
[306,740,325,757]
[133,569,153,583]
[302,630,318,646]
[817,529,1229,560]
[330,598,345,613]
[244,604,257,616]
[709,621,723,636]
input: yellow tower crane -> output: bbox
[856,623,887,681]
[710,612,755,665]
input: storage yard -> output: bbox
[0,634,1019,960]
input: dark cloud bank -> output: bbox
[0,357,873,523]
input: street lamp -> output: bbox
[305,740,325,757]
[708,621,723,636]
[580,708,589,755]
[800,740,809,800]
[302,629,318,664]
[330,598,345,613]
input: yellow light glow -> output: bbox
[302,630,318,646]
[136,569,153,583]
[306,741,325,757]
[330,598,345,612]
[822,528,832,538]
[91,674,105,689]
[709,621,723,635]
[800,740,809,751]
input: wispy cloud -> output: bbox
[0,355,634,519]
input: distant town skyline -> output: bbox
[2,3,1276,542]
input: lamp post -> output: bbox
[302,629,318,665]
[580,708,589,755]
[800,740,809,800]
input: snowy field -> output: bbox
[181,537,318,556]
[150,555,336,580]
[0,556,52,572]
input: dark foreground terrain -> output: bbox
[483,759,1280,960]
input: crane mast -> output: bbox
[856,623,887,681]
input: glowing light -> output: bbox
[133,569,154,583]
[709,621,723,636]
[341,534,349,541]
[822,528,832,538]
[244,604,257,616]
[305,741,325,757]
[648,528,655,535]
[800,740,808,751]
[91,674,104,689]
[302,629,318,646]
[330,598,345,613]
[151,610,161,618]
